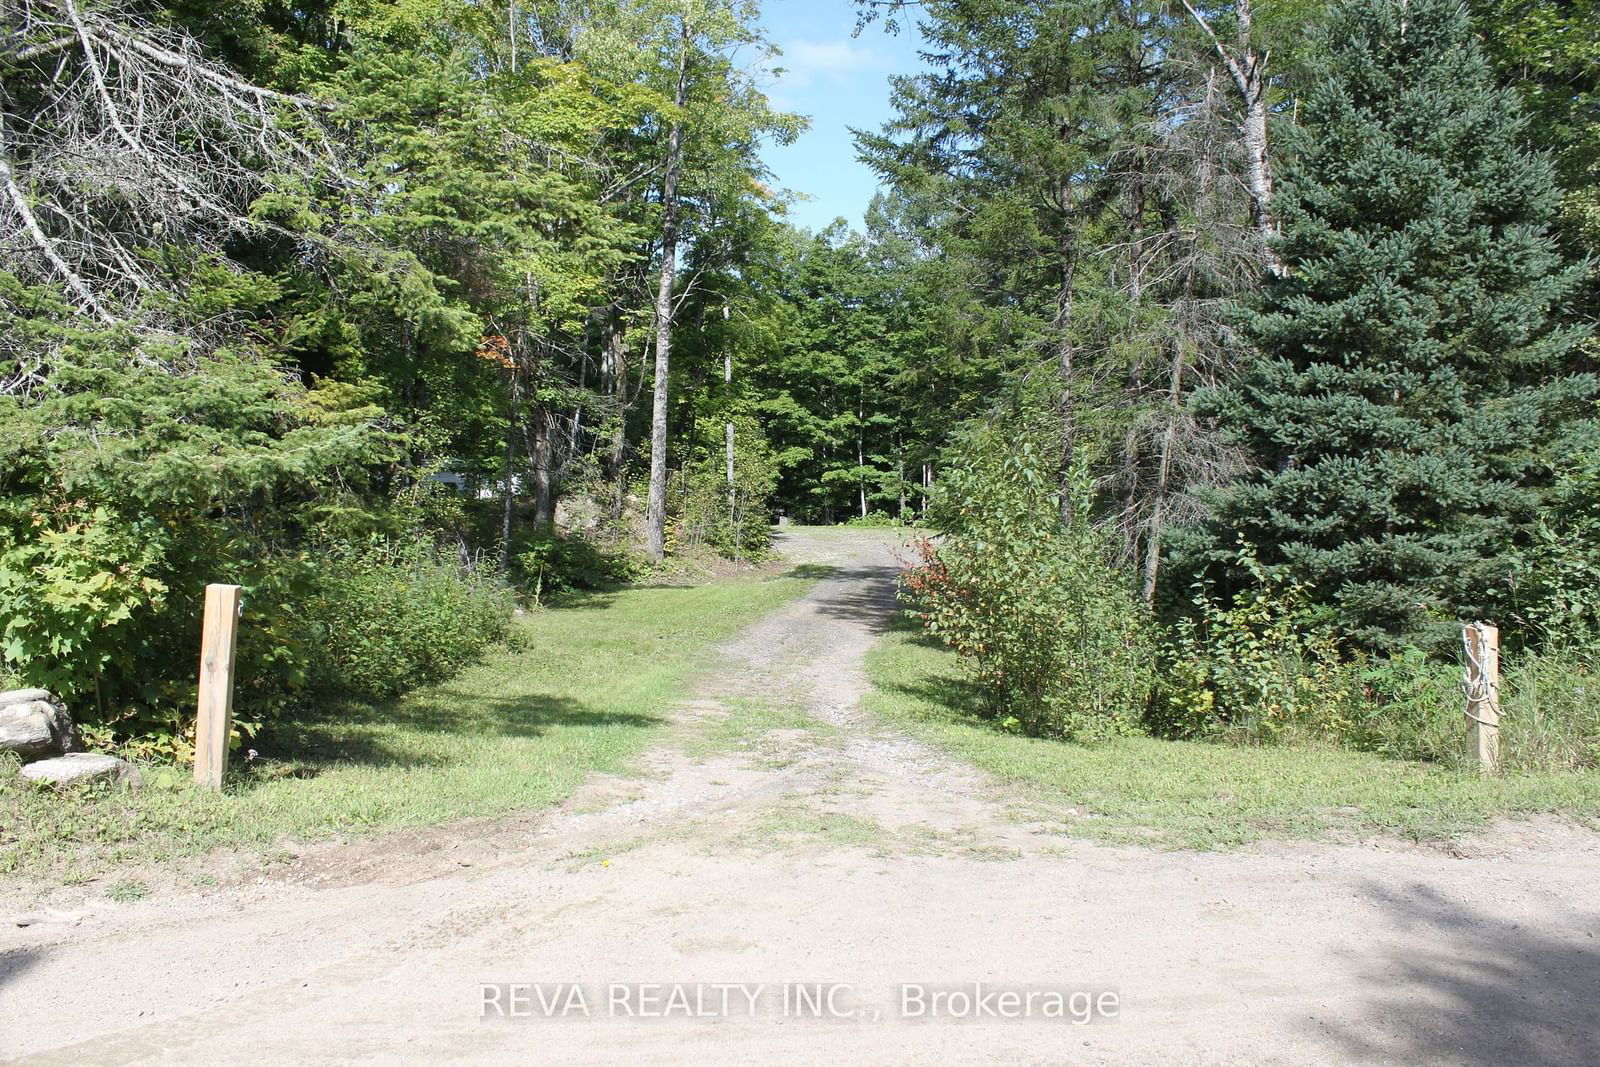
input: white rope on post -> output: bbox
[1461,621,1501,776]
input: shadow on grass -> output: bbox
[875,613,993,725]
[882,672,990,723]
[248,689,663,782]
[534,559,819,610]
[784,563,838,580]
[1320,881,1600,1066]
[537,587,622,611]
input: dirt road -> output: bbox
[4,528,1598,1064]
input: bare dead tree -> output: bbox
[0,0,334,326]
[1177,0,1284,276]
[1098,66,1253,604]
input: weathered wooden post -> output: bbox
[1463,621,1500,776]
[194,583,242,790]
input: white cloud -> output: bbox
[774,37,883,91]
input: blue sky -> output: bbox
[754,1,927,234]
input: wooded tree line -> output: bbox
[1,0,1597,751]
[879,0,1600,764]
[0,0,813,744]
[863,0,1599,653]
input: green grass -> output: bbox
[745,795,891,852]
[864,617,1600,849]
[107,878,149,902]
[0,572,816,882]
[679,696,840,762]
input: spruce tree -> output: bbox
[1194,0,1593,649]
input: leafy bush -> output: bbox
[0,504,171,720]
[0,281,540,753]
[845,510,910,528]
[673,415,778,560]
[512,529,644,602]
[1156,534,1600,771]
[1153,538,1355,741]
[0,282,399,751]
[902,415,1153,741]
[1332,649,1464,764]
[1345,644,1600,773]
[299,538,514,702]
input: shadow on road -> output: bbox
[1,948,41,993]
[1318,880,1600,1066]
[808,563,903,634]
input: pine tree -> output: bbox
[1192,0,1593,649]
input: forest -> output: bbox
[2,0,1598,774]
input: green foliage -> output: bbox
[863,620,1600,850]
[300,538,514,702]
[512,530,646,602]
[1330,643,1600,774]
[1188,0,1594,651]
[903,408,1153,740]
[751,222,960,524]
[1154,538,1354,741]
[1470,0,1600,326]
[0,507,169,716]
[1498,646,1600,772]
[1512,420,1600,639]
[844,511,910,528]
[1156,533,1600,772]
[672,415,778,559]
[0,278,390,750]
[1336,648,1466,765]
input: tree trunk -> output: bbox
[1180,0,1283,275]
[857,397,868,519]
[1141,348,1185,607]
[500,373,518,572]
[644,20,691,561]
[600,308,630,521]
[531,405,554,526]
[1240,80,1278,272]
[896,436,906,518]
[1055,158,1079,525]
[724,343,736,524]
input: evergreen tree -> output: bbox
[1192,0,1593,649]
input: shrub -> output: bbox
[1331,644,1600,773]
[299,538,515,702]
[1499,646,1600,772]
[1334,649,1464,764]
[1156,535,1600,771]
[511,529,644,602]
[1152,537,1356,742]
[844,510,908,528]
[672,415,778,560]
[0,291,390,754]
[903,417,1153,741]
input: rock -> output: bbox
[0,704,55,757]
[0,695,78,758]
[554,493,605,533]
[13,909,84,928]
[0,688,53,705]
[20,753,142,789]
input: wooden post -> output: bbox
[194,583,242,790]
[1463,621,1500,776]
